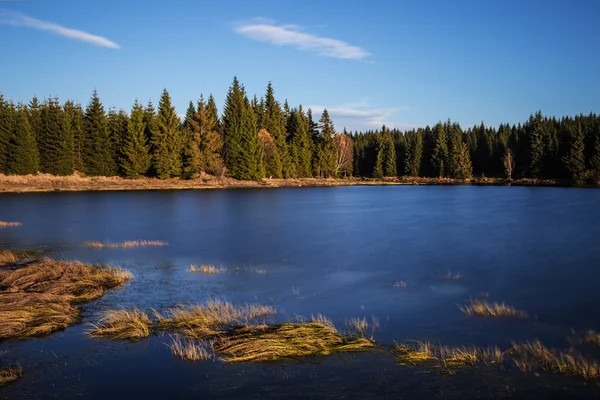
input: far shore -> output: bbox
[0,173,577,194]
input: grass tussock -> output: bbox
[189,264,227,275]
[88,308,151,340]
[0,258,132,339]
[584,330,600,347]
[168,336,212,361]
[0,364,22,385]
[510,341,600,379]
[213,315,374,362]
[458,299,528,318]
[85,240,168,248]
[154,299,275,338]
[394,341,505,368]
[0,221,22,228]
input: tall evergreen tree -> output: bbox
[84,90,113,176]
[64,101,85,172]
[382,127,397,176]
[39,97,73,175]
[563,123,586,181]
[288,106,313,177]
[590,135,600,180]
[529,112,546,177]
[8,105,39,175]
[121,101,151,178]
[28,95,42,143]
[315,109,337,178]
[404,130,423,176]
[453,142,473,179]
[260,82,290,178]
[153,89,182,179]
[0,96,17,173]
[431,122,448,177]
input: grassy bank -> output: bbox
[0,173,568,193]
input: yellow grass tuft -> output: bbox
[213,317,374,362]
[84,240,168,248]
[88,308,151,340]
[458,299,528,318]
[510,340,600,379]
[0,258,132,339]
[584,330,600,347]
[0,221,22,228]
[153,299,275,338]
[168,336,212,361]
[189,264,227,275]
[0,364,22,385]
[395,341,505,368]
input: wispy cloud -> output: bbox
[0,9,120,49]
[235,20,369,60]
[310,102,417,132]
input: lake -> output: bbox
[1,186,600,399]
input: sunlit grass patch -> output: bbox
[0,221,22,228]
[213,315,374,362]
[0,258,132,339]
[153,299,275,338]
[168,336,212,361]
[84,240,168,248]
[0,364,22,385]
[189,264,227,275]
[584,330,600,347]
[394,341,505,368]
[510,340,600,379]
[88,308,151,340]
[458,299,528,318]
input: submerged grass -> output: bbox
[88,308,151,340]
[213,315,374,362]
[0,257,132,339]
[168,336,213,361]
[458,299,528,318]
[84,240,168,248]
[0,221,22,228]
[189,264,227,275]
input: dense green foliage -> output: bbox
[0,78,598,184]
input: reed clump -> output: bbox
[395,341,505,368]
[189,264,227,275]
[153,299,275,338]
[0,364,22,385]
[213,315,374,362]
[0,257,132,339]
[0,221,22,228]
[168,336,212,361]
[458,299,528,318]
[84,240,168,248]
[88,308,151,340]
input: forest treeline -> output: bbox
[0,77,599,183]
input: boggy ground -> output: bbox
[0,173,565,193]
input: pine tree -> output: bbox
[222,77,263,180]
[431,122,448,177]
[121,100,150,178]
[288,106,313,177]
[153,89,182,179]
[39,97,73,175]
[64,101,85,172]
[84,90,113,176]
[404,130,423,176]
[8,105,39,175]
[563,123,586,181]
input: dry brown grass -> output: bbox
[153,300,275,338]
[0,258,132,339]
[0,364,22,385]
[213,316,374,362]
[510,341,600,379]
[85,240,168,248]
[458,299,528,318]
[584,330,600,346]
[168,336,212,361]
[394,341,505,368]
[189,264,227,275]
[87,308,151,340]
[0,221,22,228]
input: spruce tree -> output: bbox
[28,95,42,143]
[121,100,150,178]
[39,97,74,175]
[381,127,397,177]
[0,96,17,173]
[183,101,196,132]
[260,82,289,178]
[258,128,280,178]
[153,89,182,179]
[404,130,423,176]
[84,90,113,176]
[453,142,473,179]
[64,101,85,172]
[288,106,313,177]
[431,122,448,177]
[563,123,586,181]
[8,105,39,175]
[590,135,600,180]
[196,95,225,175]
[529,112,545,177]
[107,107,128,176]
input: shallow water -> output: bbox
[1,186,600,398]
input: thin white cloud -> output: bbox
[235,21,369,60]
[0,9,120,49]
[310,102,417,132]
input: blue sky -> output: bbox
[1,0,599,131]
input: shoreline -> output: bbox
[0,173,580,194]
